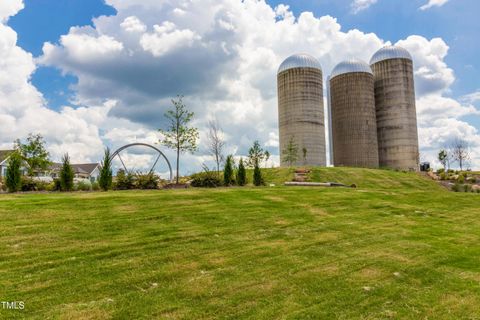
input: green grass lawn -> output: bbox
[1,168,479,319]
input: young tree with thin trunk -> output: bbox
[438,149,448,171]
[282,136,299,167]
[14,133,50,176]
[449,138,471,171]
[99,148,113,191]
[207,119,225,176]
[247,140,265,168]
[159,95,199,184]
[6,151,22,193]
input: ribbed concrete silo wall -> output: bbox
[277,67,326,167]
[371,58,420,171]
[330,72,379,168]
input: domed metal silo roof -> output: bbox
[330,59,372,79]
[370,45,412,65]
[278,53,322,74]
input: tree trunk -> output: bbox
[176,146,180,185]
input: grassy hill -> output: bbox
[0,168,479,319]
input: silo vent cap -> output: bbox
[370,45,413,65]
[278,53,322,74]
[330,59,372,79]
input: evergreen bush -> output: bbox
[59,153,74,192]
[6,151,22,193]
[223,155,234,186]
[237,158,247,186]
[253,160,264,186]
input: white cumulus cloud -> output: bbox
[420,0,450,10]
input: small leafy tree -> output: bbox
[282,136,299,167]
[253,160,264,186]
[223,155,234,186]
[6,151,22,192]
[99,148,113,191]
[159,95,199,184]
[60,153,74,192]
[14,133,50,176]
[247,140,265,168]
[438,149,448,171]
[237,158,247,186]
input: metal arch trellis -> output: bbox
[110,143,173,183]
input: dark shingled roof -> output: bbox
[49,163,100,175]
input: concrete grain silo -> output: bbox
[370,46,420,171]
[329,60,379,168]
[277,54,326,167]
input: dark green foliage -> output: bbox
[457,175,465,183]
[114,169,135,190]
[53,179,61,191]
[6,151,22,192]
[237,158,247,186]
[59,153,74,192]
[15,133,50,176]
[136,173,160,190]
[99,148,113,191]
[191,171,222,188]
[253,160,264,186]
[437,168,445,174]
[223,155,234,186]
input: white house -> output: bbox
[0,150,28,179]
[48,163,101,183]
[1,150,100,183]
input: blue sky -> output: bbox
[1,0,479,170]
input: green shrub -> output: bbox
[237,158,247,186]
[439,172,447,180]
[53,179,62,191]
[60,153,74,192]
[20,177,37,192]
[46,182,57,192]
[253,160,264,186]
[136,173,159,189]
[223,155,235,186]
[6,151,22,193]
[92,182,100,191]
[457,175,465,184]
[437,168,445,174]
[99,148,113,191]
[464,184,472,193]
[452,183,462,192]
[76,181,92,191]
[114,169,135,190]
[191,171,222,188]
